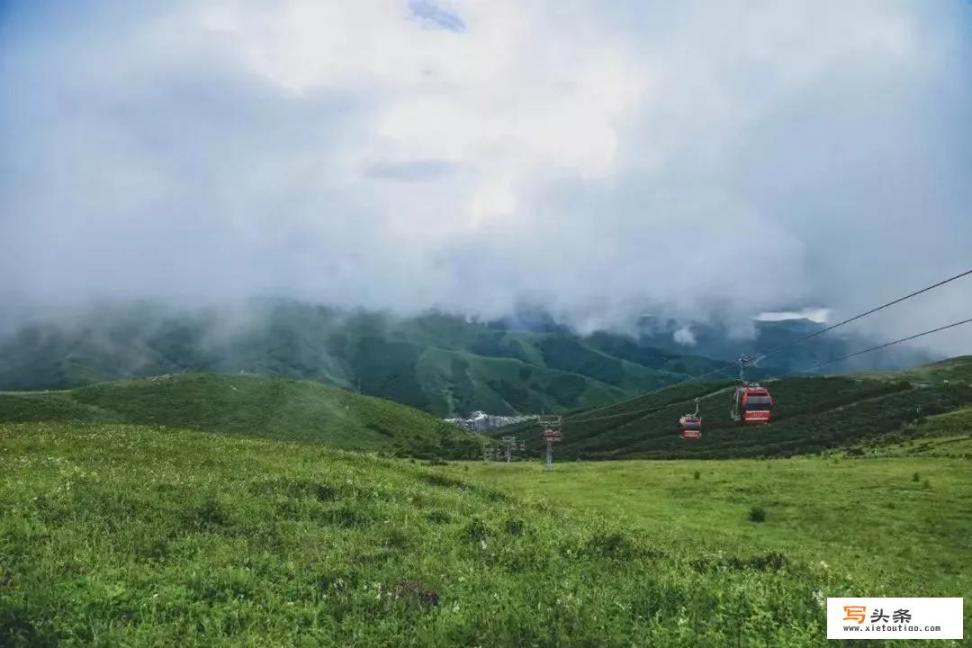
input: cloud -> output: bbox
[757,309,831,324]
[673,326,697,347]
[1,0,970,356]
[362,159,461,181]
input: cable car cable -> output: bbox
[805,316,972,373]
[553,268,972,430]
[756,267,972,358]
[691,267,972,384]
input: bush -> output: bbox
[748,506,767,523]
[425,510,452,524]
[460,518,491,543]
[504,518,525,536]
[183,497,232,531]
[584,531,641,560]
[693,470,701,480]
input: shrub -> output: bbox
[183,497,232,531]
[747,551,788,571]
[384,529,410,549]
[460,518,491,543]
[393,580,440,608]
[693,470,701,480]
[426,510,452,524]
[584,531,639,560]
[504,518,525,536]
[423,474,466,489]
[748,506,767,523]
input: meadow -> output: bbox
[2,418,970,646]
[444,454,972,602]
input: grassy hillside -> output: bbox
[883,355,972,386]
[444,456,972,641]
[845,406,972,459]
[0,302,730,416]
[491,359,972,459]
[3,421,959,646]
[0,374,481,458]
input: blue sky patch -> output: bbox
[409,0,466,32]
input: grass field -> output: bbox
[2,420,970,646]
[3,364,971,645]
[444,457,972,595]
[0,423,970,646]
[443,454,972,644]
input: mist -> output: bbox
[2,0,970,355]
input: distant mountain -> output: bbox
[0,301,935,417]
[0,301,732,416]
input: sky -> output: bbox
[1,0,970,351]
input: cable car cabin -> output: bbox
[730,386,774,424]
[678,414,701,431]
[678,414,702,439]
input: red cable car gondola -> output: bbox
[678,398,702,439]
[679,424,702,440]
[729,355,775,424]
[730,385,774,424]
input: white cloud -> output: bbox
[756,309,831,324]
[1,0,970,355]
[673,326,697,346]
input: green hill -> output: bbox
[0,373,481,458]
[0,302,730,416]
[0,421,930,646]
[491,358,972,460]
[843,406,972,458]
[879,355,972,386]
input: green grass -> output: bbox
[846,406,972,458]
[445,455,972,643]
[871,355,972,386]
[0,421,880,647]
[2,358,971,644]
[0,373,482,458]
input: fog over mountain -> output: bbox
[2,1,970,354]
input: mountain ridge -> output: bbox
[0,300,936,417]
[0,301,732,416]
